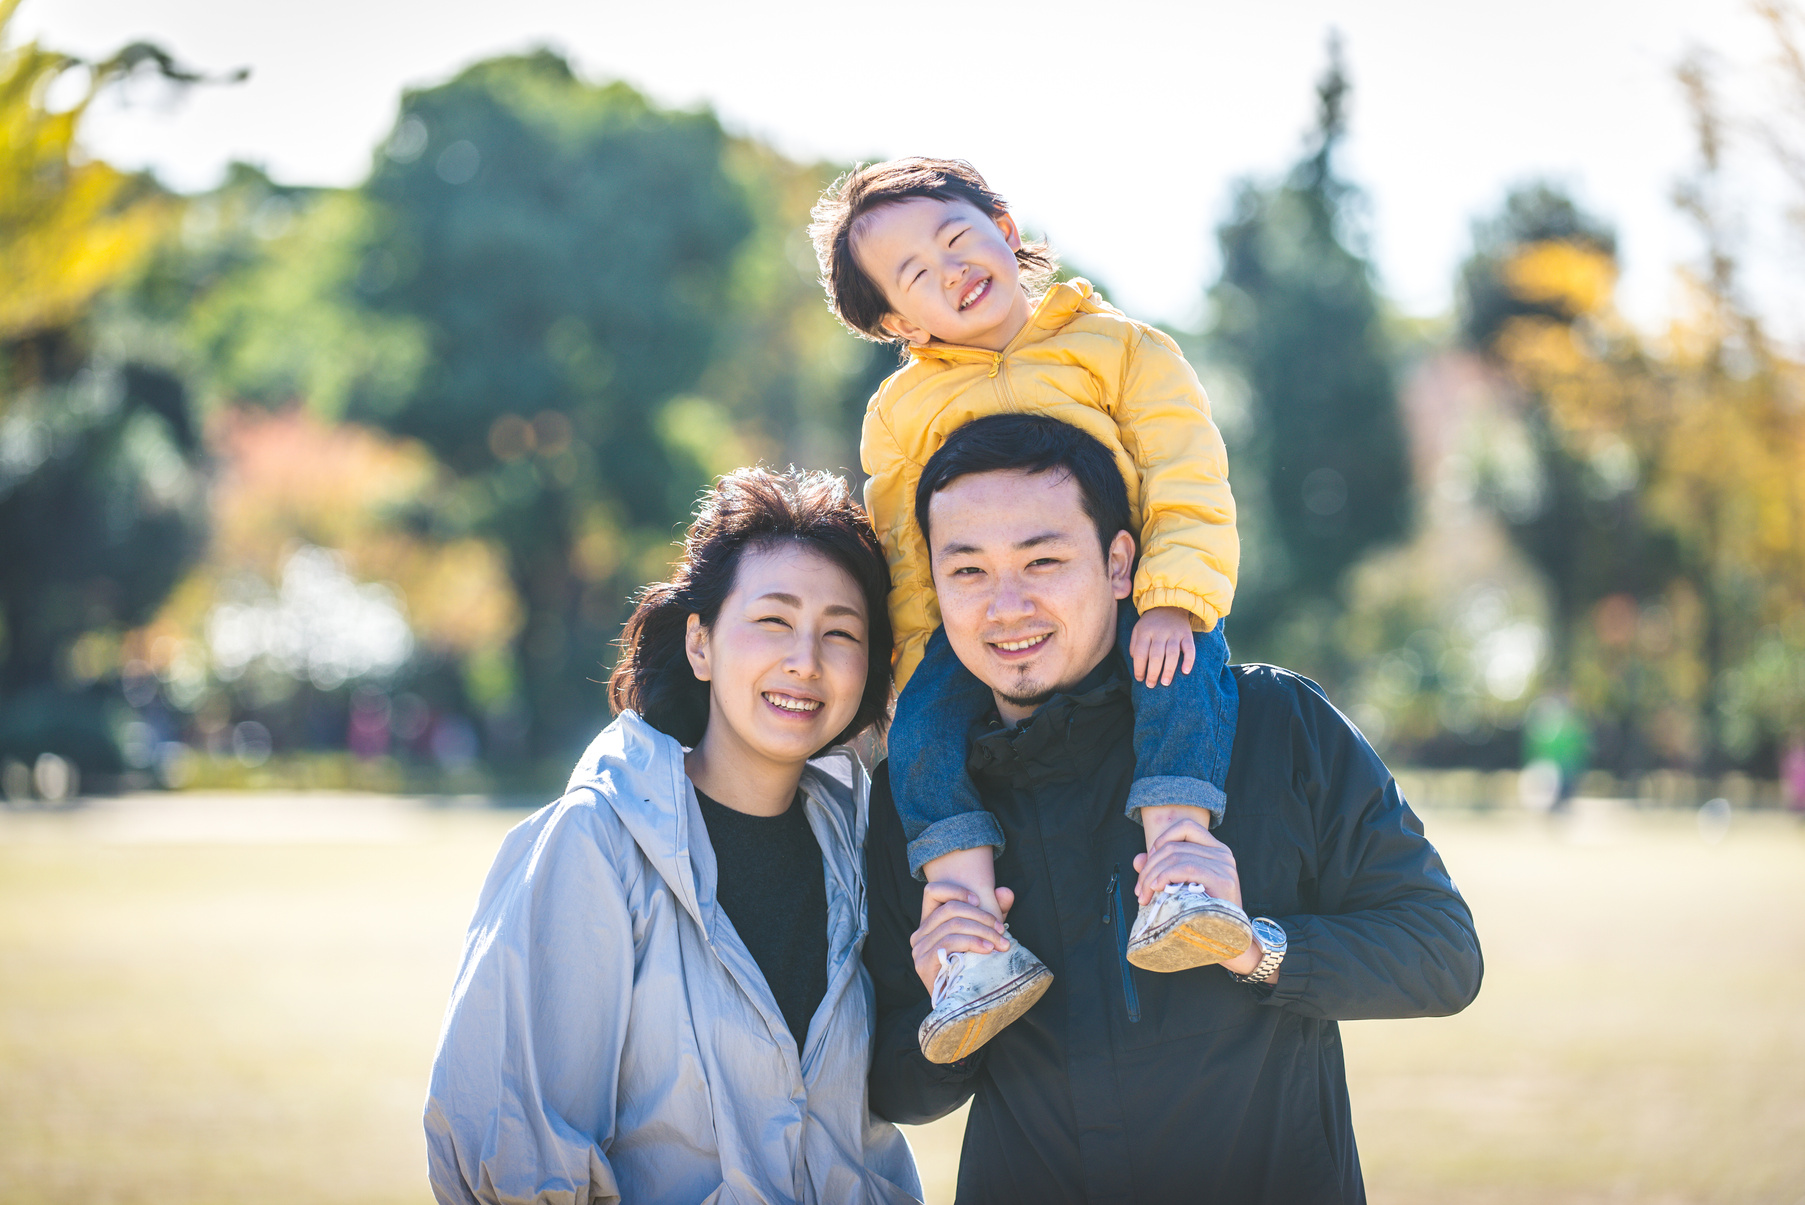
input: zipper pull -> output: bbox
[1103,870,1118,923]
[988,352,1001,378]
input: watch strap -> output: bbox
[1233,918,1286,984]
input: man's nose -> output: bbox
[986,577,1033,622]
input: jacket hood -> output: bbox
[565,710,866,934]
[905,277,1111,365]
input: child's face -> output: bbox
[851,196,1034,351]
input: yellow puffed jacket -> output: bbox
[861,278,1238,689]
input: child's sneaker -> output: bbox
[1126,883,1253,972]
[918,931,1052,1064]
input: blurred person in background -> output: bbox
[1784,735,1805,815]
[424,468,922,1204]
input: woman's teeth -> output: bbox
[764,693,822,713]
[994,635,1046,652]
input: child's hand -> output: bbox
[1128,606,1197,687]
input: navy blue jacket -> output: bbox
[863,664,1484,1204]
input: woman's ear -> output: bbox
[1107,530,1136,599]
[880,312,932,346]
[685,613,711,681]
[993,210,1024,252]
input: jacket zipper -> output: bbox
[988,351,1001,378]
[1105,865,1141,1024]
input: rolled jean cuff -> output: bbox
[1126,776,1227,828]
[906,811,1006,881]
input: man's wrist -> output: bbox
[1230,918,1286,984]
[1222,937,1264,978]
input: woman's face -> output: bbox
[685,541,871,768]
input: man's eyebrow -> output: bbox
[936,531,1073,558]
[1015,532,1071,550]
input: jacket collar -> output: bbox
[968,657,1133,786]
[904,277,1106,366]
[566,711,864,935]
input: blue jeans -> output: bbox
[890,600,1239,879]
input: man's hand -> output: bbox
[911,884,1015,996]
[1133,817,1269,979]
[1128,606,1197,687]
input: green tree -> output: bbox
[1458,185,1681,684]
[355,52,754,756]
[1207,39,1410,666]
[0,2,215,772]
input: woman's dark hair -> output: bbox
[914,414,1134,558]
[809,156,1060,343]
[609,466,893,750]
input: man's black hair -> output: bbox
[913,414,1134,557]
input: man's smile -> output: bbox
[988,632,1051,657]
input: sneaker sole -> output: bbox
[1127,909,1253,972]
[919,964,1054,1064]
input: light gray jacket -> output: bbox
[424,711,923,1205]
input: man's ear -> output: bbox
[684,613,712,681]
[880,312,932,346]
[1106,530,1136,600]
[993,210,1024,252]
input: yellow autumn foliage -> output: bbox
[1502,239,1619,319]
[0,0,175,343]
[1495,250,1805,607]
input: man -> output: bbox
[863,414,1483,1204]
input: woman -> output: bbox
[424,468,922,1204]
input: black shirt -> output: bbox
[696,787,829,1048]
[863,664,1484,1204]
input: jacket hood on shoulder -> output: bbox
[563,710,867,934]
[904,277,1117,365]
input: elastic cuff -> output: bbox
[906,811,1006,881]
[1258,916,1310,1009]
[1133,585,1222,631]
[1125,776,1227,827]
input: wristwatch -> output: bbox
[1233,918,1287,985]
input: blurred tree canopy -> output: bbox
[0,2,216,771]
[93,51,886,774]
[1206,40,1411,673]
[1462,99,1805,772]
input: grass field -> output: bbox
[1,792,1801,1204]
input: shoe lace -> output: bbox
[1160,881,1213,902]
[930,948,964,1008]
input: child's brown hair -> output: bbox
[809,157,1058,343]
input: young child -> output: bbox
[811,158,1251,1063]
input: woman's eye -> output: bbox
[758,615,790,627]
[829,628,862,643]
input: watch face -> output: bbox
[1252,918,1285,952]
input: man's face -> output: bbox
[927,468,1134,725]
[850,196,1033,352]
